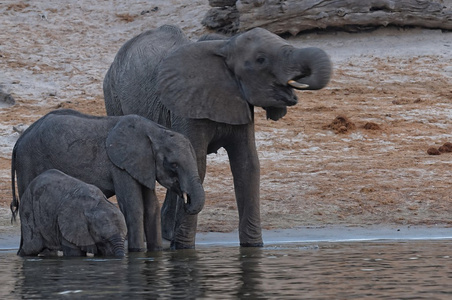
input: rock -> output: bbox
[363,122,381,130]
[13,124,28,135]
[0,89,15,107]
[427,147,441,155]
[438,142,452,153]
[208,0,236,7]
[323,115,356,134]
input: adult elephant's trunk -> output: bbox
[286,47,332,90]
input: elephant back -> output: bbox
[104,25,190,121]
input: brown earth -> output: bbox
[1,1,451,238]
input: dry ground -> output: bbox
[1,1,451,238]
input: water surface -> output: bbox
[1,239,451,299]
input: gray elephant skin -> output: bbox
[11,109,205,252]
[103,25,332,248]
[17,169,127,257]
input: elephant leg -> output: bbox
[142,187,162,251]
[161,191,178,241]
[113,171,146,252]
[225,128,263,247]
[18,229,45,256]
[162,119,209,248]
[61,238,85,257]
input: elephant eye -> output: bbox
[256,57,266,64]
[164,158,178,172]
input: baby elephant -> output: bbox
[17,169,127,257]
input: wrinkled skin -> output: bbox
[17,169,127,257]
[11,109,205,252]
[103,25,332,248]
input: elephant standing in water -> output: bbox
[17,169,127,257]
[11,109,205,251]
[103,25,332,248]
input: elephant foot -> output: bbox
[162,228,174,242]
[128,247,147,252]
[170,240,195,250]
[146,246,163,252]
[240,242,264,247]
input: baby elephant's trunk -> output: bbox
[113,243,125,257]
[106,234,126,257]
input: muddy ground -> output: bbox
[1,1,451,241]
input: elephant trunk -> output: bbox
[104,234,126,257]
[286,47,332,90]
[113,243,125,257]
[181,177,205,215]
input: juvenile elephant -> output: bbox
[11,109,205,251]
[103,25,332,248]
[17,169,127,257]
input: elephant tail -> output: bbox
[10,143,19,223]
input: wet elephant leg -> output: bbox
[18,229,45,256]
[142,187,162,251]
[112,170,146,252]
[161,191,178,241]
[61,238,85,256]
[225,124,263,247]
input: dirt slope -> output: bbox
[1,1,451,235]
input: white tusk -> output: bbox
[288,80,309,89]
[183,193,188,204]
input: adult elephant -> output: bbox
[103,25,332,249]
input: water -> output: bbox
[0,240,451,299]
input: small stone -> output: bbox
[441,142,452,152]
[427,147,441,155]
[363,122,381,130]
[323,115,356,134]
[0,89,15,107]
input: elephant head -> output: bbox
[106,115,205,214]
[156,27,332,124]
[59,185,127,257]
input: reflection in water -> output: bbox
[0,240,451,299]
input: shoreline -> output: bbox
[2,225,452,252]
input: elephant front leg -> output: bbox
[61,238,86,257]
[114,173,146,252]
[226,138,264,247]
[143,187,162,251]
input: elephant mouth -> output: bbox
[274,84,298,106]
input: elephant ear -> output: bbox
[58,192,96,247]
[106,115,156,190]
[156,41,252,125]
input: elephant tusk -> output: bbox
[288,80,309,89]
[183,192,188,204]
